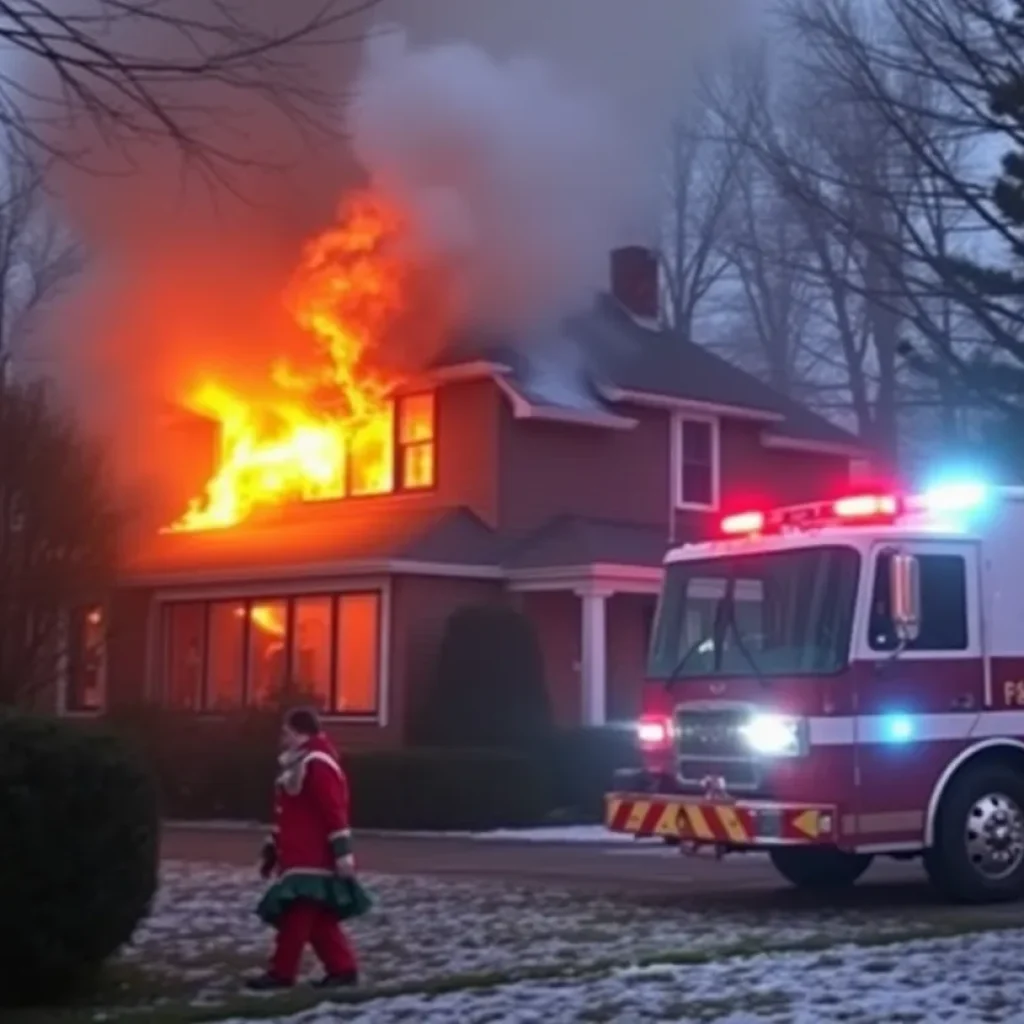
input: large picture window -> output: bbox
[158,591,383,716]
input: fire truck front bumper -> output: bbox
[605,792,839,847]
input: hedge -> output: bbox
[0,711,159,1006]
[103,707,638,830]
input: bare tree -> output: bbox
[661,108,743,340]
[0,142,80,379]
[0,1,382,177]
[761,0,1024,431]
[720,149,817,396]
[0,378,118,706]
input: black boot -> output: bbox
[313,970,359,988]
[245,972,294,992]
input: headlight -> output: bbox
[739,713,804,757]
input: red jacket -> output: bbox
[265,734,353,875]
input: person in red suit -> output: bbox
[247,707,372,991]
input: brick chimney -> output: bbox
[610,246,659,321]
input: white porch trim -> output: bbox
[507,563,663,594]
[576,586,610,726]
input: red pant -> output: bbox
[270,900,358,982]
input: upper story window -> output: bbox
[868,551,968,651]
[673,414,719,510]
[397,392,436,490]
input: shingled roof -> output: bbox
[433,293,862,452]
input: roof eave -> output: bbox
[494,375,637,431]
[598,384,783,424]
[760,432,867,459]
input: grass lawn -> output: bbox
[7,861,1024,1023]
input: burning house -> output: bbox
[60,235,864,746]
[52,22,865,745]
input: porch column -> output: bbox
[576,588,609,726]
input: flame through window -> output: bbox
[648,546,861,678]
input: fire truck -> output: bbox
[605,482,1024,903]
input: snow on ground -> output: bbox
[126,861,926,1009]
[167,822,644,843]
[470,825,641,843]
[215,928,1024,1023]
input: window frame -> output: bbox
[855,541,980,661]
[671,412,720,511]
[62,604,107,716]
[395,391,438,493]
[152,581,390,723]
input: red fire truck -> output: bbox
[605,482,1024,903]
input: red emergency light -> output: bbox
[720,493,903,537]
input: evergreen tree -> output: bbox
[921,0,1024,416]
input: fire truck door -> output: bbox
[850,539,983,842]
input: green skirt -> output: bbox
[257,871,375,928]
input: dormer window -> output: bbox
[673,413,719,510]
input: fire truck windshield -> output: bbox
[648,545,861,679]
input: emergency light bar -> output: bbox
[720,482,989,538]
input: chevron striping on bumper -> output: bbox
[713,804,750,843]
[624,800,652,833]
[683,803,716,840]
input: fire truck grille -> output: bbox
[678,759,758,790]
[674,707,758,790]
[674,708,750,760]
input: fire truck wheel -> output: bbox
[768,847,873,890]
[925,763,1024,904]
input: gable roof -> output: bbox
[428,294,863,453]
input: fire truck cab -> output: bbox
[605,482,1024,903]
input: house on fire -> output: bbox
[62,247,867,746]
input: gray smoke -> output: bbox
[349,0,750,338]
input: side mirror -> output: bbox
[889,552,921,644]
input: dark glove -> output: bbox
[259,838,277,880]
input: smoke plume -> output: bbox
[350,0,748,337]
[29,0,748,518]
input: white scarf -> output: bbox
[277,745,309,796]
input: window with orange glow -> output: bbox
[247,599,288,707]
[349,404,395,496]
[163,603,205,710]
[397,392,436,490]
[159,592,382,716]
[67,605,106,712]
[207,602,245,710]
[293,596,332,709]
[335,593,380,714]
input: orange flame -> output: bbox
[237,603,286,637]
[166,193,409,532]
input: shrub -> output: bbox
[541,727,641,822]
[0,711,159,1005]
[105,703,277,822]
[413,603,552,748]
[345,749,551,831]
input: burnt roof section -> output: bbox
[432,294,862,450]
